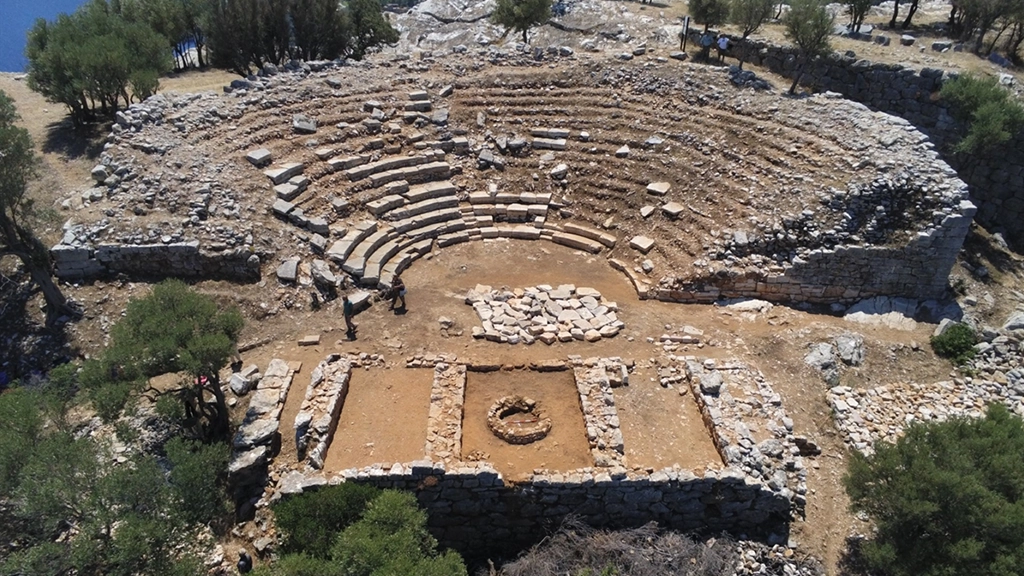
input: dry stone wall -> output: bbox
[294,355,352,469]
[51,241,260,281]
[229,359,295,498]
[262,354,802,556]
[714,32,1024,247]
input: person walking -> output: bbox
[389,276,407,311]
[342,295,357,336]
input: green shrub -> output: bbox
[844,404,1024,576]
[930,323,978,364]
[940,74,1024,155]
[165,437,230,526]
[273,483,382,557]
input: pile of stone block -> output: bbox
[466,284,623,345]
[294,355,352,469]
[571,357,628,467]
[229,359,295,489]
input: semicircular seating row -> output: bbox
[257,96,618,290]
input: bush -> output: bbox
[165,437,230,526]
[930,323,978,364]
[844,404,1024,576]
[273,483,382,557]
[940,74,1024,155]
[266,489,466,576]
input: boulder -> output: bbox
[276,258,299,283]
[699,371,723,395]
[834,333,865,366]
[310,259,336,286]
[230,373,252,396]
[899,34,915,46]
[1003,310,1024,332]
[292,114,317,134]
[805,343,840,385]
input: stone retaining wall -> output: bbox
[51,241,261,281]
[264,354,800,557]
[709,31,1024,246]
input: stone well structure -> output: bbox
[255,353,809,557]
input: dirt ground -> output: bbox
[323,367,434,470]
[463,369,592,480]
[2,4,1024,573]
[614,365,724,471]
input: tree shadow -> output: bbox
[0,264,77,389]
[40,116,109,161]
[837,535,872,576]
[961,226,1023,279]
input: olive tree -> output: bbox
[845,404,1024,576]
[491,0,552,44]
[783,0,835,94]
[0,90,73,325]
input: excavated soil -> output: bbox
[323,367,434,470]
[462,369,592,480]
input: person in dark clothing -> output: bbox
[343,295,357,335]
[389,276,407,311]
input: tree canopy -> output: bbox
[258,487,467,576]
[845,404,1024,576]
[940,73,1024,155]
[691,0,731,31]
[783,0,835,93]
[0,378,225,576]
[81,279,243,440]
[207,0,396,76]
[730,0,775,38]
[491,0,552,44]
[26,0,171,125]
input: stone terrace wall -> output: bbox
[628,198,976,304]
[712,31,1024,245]
[340,463,790,556]
[51,241,260,281]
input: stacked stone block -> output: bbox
[294,354,352,470]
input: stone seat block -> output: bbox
[533,138,567,151]
[530,128,570,139]
[438,231,471,247]
[469,191,495,204]
[367,195,406,216]
[264,162,304,185]
[562,222,617,248]
[551,232,603,254]
[408,90,429,101]
[393,207,462,234]
[342,229,395,275]
[326,220,378,264]
[405,216,466,241]
[272,199,296,218]
[404,100,432,112]
[388,196,459,221]
[404,181,457,203]
[327,155,370,171]
[507,225,541,240]
[345,155,427,181]
[366,162,450,188]
[246,148,272,167]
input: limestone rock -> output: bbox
[629,235,655,254]
[835,333,865,366]
[805,343,840,385]
[276,257,299,283]
[292,114,317,134]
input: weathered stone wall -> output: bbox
[710,31,1024,245]
[51,241,261,281]
[268,355,802,557]
[620,197,976,304]
[342,463,791,556]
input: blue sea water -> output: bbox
[0,0,88,72]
